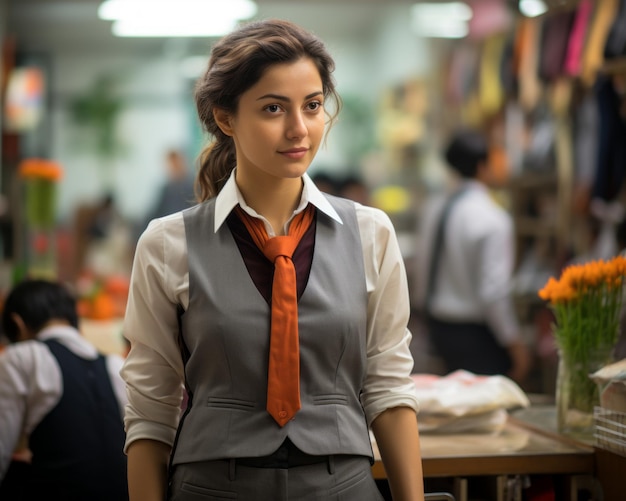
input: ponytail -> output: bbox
[195,132,236,201]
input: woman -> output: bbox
[121,19,424,501]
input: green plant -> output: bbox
[69,75,124,160]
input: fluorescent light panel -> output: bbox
[518,0,548,18]
[112,19,239,38]
[411,2,473,39]
[98,0,258,37]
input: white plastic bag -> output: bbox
[412,370,530,433]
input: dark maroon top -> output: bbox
[226,209,317,304]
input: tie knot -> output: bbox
[264,235,299,262]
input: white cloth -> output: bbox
[410,371,530,433]
[0,325,127,479]
[121,171,419,451]
[415,179,520,346]
[411,370,529,417]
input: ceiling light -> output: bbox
[98,0,258,37]
[518,0,548,17]
[112,19,239,38]
[98,0,257,21]
[411,2,473,22]
[410,2,472,39]
[416,21,470,39]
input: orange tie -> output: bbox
[235,204,314,426]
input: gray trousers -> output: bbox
[168,456,384,501]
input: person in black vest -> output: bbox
[122,18,424,501]
[414,129,531,383]
[0,279,129,501]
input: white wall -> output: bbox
[323,5,433,174]
[49,5,433,223]
[52,54,193,222]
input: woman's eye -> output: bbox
[265,104,281,113]
[307,101,322,111]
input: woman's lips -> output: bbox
[279,147,308,159]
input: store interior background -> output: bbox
[2,0,625,396]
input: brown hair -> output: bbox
[194,18,341,200]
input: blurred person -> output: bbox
[338,173,371,205]
[310,170,340,195]
[122,19,424,501]
[414,129,531,384]
[73,192,133,280]
[149,149,196,220]
[133,149,196,245]
[0,279,129,501]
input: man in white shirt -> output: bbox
[0,279,128,500]
[414,129,530,384]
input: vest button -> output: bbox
[279,410,287,418]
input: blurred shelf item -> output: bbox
[80,317,126,357]
[508,171,558,190]
[594,407,626,458]
[515,217,557,237]
[601,57,626,76]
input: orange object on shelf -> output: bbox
[17,158,63,181]
[75,272,129,320]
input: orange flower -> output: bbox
[539,254,625,357]
[538,276,559,302]
[538,275,577,304]
[18,158,63,182]
[540,255,626,306]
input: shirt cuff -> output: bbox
[123,414,178,453]
[363,387,420,428]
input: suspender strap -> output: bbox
[424,188,467,314]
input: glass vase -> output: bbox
[556,346,614,440]
[22,178,59,280]
[27,226,57,280]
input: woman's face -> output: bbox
[226,57,326,184]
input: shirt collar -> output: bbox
[462,179,485,191]
[214,169,343,232]
[37,324,99,359]
[37,324,82,341]
[451,178,486,195]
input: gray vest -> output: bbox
[171,197,371,465]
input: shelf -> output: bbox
[513,293,546,308]
[515,217,557,237]
[601,57,626,76]
[508,171,558,191]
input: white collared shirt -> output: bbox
[414,179,520,346]
[121,171,419,451]
[0,325,127,479]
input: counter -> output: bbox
[372,415,594,480]
[372,407,599,500]
[80,317,126,356]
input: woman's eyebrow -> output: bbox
[256,91,323,102]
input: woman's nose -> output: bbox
[286,111,308,139]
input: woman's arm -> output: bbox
[121,216,187,447]
[127,439,171,501]
[357,206,423,499]
[371,406,424,501]
[122,217,187,500]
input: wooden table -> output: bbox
[372,410,596,500]
[372,416,594,479]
